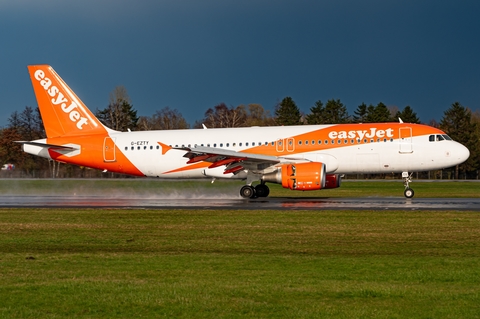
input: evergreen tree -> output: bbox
[96,86,138,131]
[305,100,324,124]
[365,102,392,122]
[439,102,479,177]
[275,97,302,126]
[324,99,349,124]
[96,100,139,131]
[395,105,420,123]
[352,103,368,123]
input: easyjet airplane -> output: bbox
[20,65,470,198]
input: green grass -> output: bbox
[0,178,479,198]
[1,208,480,318]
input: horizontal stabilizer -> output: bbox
[15,141,79,150]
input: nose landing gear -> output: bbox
[402,172,414,198]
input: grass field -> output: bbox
[0,180,479,318]
[1,206,480,318]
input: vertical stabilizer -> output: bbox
[28,65,108,138]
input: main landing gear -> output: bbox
[402,171,414,198]
[240,183,270,199]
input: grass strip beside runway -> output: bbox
[0,208,479,318]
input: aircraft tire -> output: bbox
[404,188,414,198]
[255,184,270,197]
[240,185,256,199]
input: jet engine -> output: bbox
[261,162,341,191]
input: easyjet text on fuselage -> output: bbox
[328,127,394,140]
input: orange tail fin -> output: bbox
[28,65,108,138]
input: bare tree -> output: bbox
[137,107,189,130]
[197,103,247,128]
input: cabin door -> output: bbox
[103,137,117,162]
[399,127,413,153]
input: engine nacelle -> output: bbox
[262,162,327,191]
[324,173,341,189]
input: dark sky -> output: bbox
[1,0,479,127]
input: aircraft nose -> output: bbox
[455,142,470,164]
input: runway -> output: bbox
[1,195,480,210]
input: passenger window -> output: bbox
[125,147,128,151]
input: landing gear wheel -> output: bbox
[254,184,270,198]
[404,188,414,198]
[240,185,256,199]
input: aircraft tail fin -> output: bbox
[27,65,108,138]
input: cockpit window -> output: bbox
[429,134,453,142]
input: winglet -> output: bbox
[157,142,172,155]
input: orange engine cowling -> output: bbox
[262,162,342,191]
[259,162,326,191]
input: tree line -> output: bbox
[1,87,479,179]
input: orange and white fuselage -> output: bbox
[21,65,470,198]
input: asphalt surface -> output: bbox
[1,195,480,210]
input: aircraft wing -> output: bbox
[175,145,302,175]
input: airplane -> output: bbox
[19,65,470,199]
